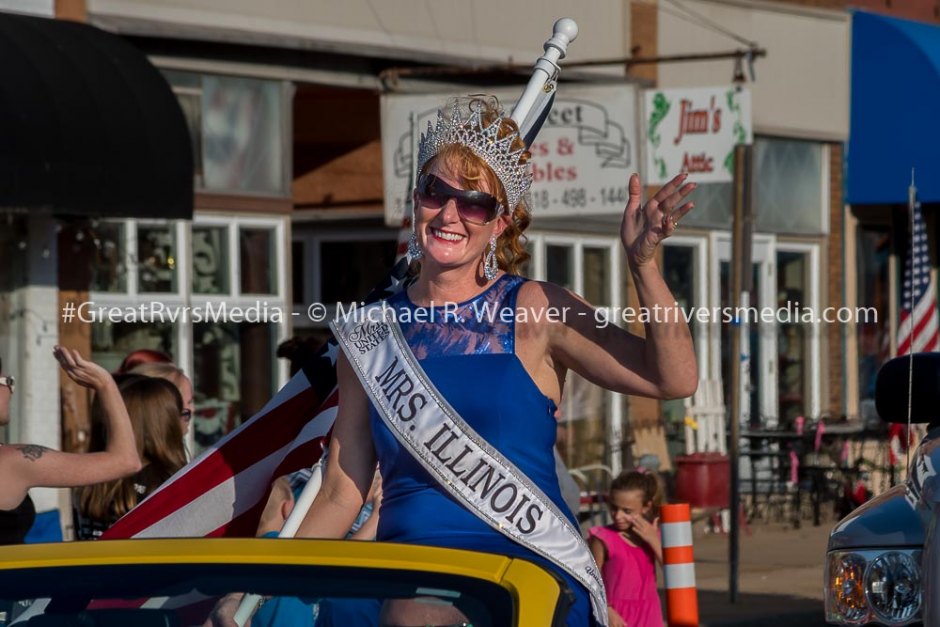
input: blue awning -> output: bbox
[848,11,940,204]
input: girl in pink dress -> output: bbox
[589,470,664,627]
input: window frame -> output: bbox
[525,231,624,476]
[775,240,822,420]
[88,215,291,446]
[291,228,398,330]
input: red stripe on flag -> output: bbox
[204,436,331,538]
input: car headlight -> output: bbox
[825,549,921,625]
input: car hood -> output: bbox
[828,425,940,550]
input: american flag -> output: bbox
[102,257,414,540]
[896,185,939,356]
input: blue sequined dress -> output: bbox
[370,274,594,626]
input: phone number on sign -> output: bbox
[529,186,629,211]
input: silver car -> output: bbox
[826,353,939,626]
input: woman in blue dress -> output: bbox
[297,97,697,627]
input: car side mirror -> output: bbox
[875,353,940,425]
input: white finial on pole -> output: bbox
[510,18,579,126]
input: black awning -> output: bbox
[0,13,193,219]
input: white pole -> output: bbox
[509,18,578,126]
[233,460,325,626]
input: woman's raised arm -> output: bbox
[0,347,142,510]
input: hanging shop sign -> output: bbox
[643,86,752,184]
[381,84,639,226]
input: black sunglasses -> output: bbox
[415,174,503,225]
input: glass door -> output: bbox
[528,235,623,475]
[712,234,777,428]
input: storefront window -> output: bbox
[161,70,204,187]
[663,245,695,341]
[292,241,305,306]
[528,236,625,477]
[857,226,891,412]
[662,244,698,456]
[192,226,229,294]
[583,247,609,305]
[720,262,762,426]
[519,241,535,278]
[89,217,288,456]
[678,182,732,229]
[777,251,808,423]
[546,244,574,289]
[203,76,285,195]
[137,224,177,293]
[319,240,396,304]
[239,228,276,295]
[192,322,276,453]
[291,231,397,330]
[162,70,287,195]
[90,221,127,293]
[91,321,178,373]
[755,138,825,235]
[559,372,611,468]
[679,137,826,236]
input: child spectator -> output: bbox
[128,362,196,437]
[74,376,187,539]
[589,470,665,627]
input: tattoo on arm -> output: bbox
[16,445,48,462]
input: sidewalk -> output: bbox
[685,517,832,626]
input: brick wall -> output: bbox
[631,0,658,84]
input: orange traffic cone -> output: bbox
[661,503,699,626]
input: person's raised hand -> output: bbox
[620,172,695,269]
[54,346,114,391]
[627,513,660,550]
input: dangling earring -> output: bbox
[483,235,498,281]
[407,217,423,261]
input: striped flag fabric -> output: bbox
[896,186,939,355]
[102,258,414,540]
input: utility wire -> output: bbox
[661,0,759,48]
[365,0,395,44]
[425,0,445,52]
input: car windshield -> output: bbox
[0,562,513,626]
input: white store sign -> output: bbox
[0,0,53,16]
[381,84,639,226]
[643,86,752,184]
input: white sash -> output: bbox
[331,303,608,625]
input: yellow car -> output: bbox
[0,538,569,626]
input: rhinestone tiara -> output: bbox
[416,99,533,212]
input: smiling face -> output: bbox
[413,156,508,277]
[608,488,652,533]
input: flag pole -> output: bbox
[233,457,326,625]
[905,168,916,479]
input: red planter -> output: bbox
[674,452,730,509]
